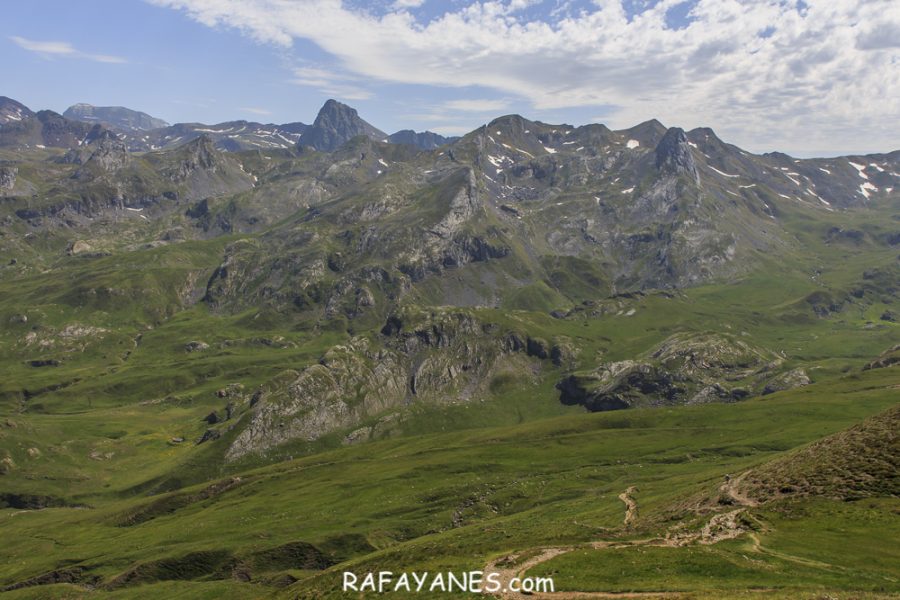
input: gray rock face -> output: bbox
[300,100,387,152]
[0,166,16,191]
[655,127,699,182]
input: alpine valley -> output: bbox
[0,95,898,599]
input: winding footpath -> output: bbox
[483,481,757,599]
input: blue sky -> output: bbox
[2,0,898,157]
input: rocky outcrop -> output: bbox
[0,166,16,191]
[761,368,811,395]
[863,344,900,370]
[226,311,541,460]
[558,333,790,411]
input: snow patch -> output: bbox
[784,172,801,186]
[542,145,557,154]
[848,161,868,179]
[622,187,634,194]
[626,139,640,149]
[859,182,877,198]
[709,166,740,178]
[818,167,831,174]
[502,143,534,158]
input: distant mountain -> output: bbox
[2,97,451,154]
[64,103,169,131]
[300,99,387,152]
[115,120,309,153]
[0,96,34,125]
[388,129,456,149]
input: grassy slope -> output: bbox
[0,368,897,598]
[0,180,897,596]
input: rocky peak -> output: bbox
[83,129,130,173]
[655,127,699,181]
[487,114,535,136]
[618,119,668,147]
[0,96,34,125]
[176,134,220,176]
[300,99,387,152]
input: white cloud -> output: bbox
[240,106,272,116]
[147,0,900,153]
[442,98,511,112]
[10,35,126,63]
[290,65,372,101]
[391,0,425,9]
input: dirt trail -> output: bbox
[719,471,758,507]
[618,486,638,526]
[484,482,757,599]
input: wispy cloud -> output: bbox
[10,35,126,64]
[290,65,372,101]
[147,0,900,153]
[442,99,511,112]
[240,106,272,116]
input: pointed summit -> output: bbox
[300,99,387,152]
[655,127,699,182]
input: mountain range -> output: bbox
[1,97,455,153]
[0,92,898,597]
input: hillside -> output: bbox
[0,96,898,598]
